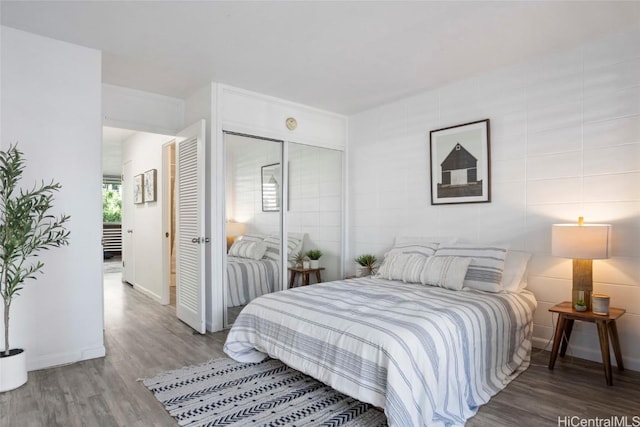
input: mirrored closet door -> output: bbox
[286,143,343,286]
[223,134,344,327]
[224,133,283,325]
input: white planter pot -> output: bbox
[302,260,310,269]
[0,348,28,392]
[309,259,320,269]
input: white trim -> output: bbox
[27,345,106,371]
[133,283,163,303]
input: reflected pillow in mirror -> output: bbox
[228,240,267,260]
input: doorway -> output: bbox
[102,126,175,312]
[163,141,177,309]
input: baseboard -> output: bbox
[26,345,106,371]
[532,336,640,372]
[133,283,162,303]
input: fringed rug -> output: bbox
[143,357,387,427]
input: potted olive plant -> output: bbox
[355,254,377,277]
[306,249,322,269]
[0,145,70,392]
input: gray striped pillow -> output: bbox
[228,240,267,260]
[434,244,508,292]
[263,236,302,261]
[376,253,427,284]
[419,256,471,291]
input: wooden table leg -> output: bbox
[315,270,322,284]
[596,320,613,385]
[549,313,566,370]
[289,271,297,288]
[608,320,624,371]
[303,272,310,286]
[559,319,574,357]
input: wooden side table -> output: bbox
[288,267,325,288]
[548,301,625,385]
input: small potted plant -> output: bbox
[306,249,322,269]
[0,145,70,392]
[574,300,587,312]
[355,254,377,277]
[292,252,308,269]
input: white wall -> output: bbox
[122,132,174,302]
[0,26,104,370]
[348,29,640,370]
[103,84,185,135]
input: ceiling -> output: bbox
[7,1,637,178]
[2,1,639,115]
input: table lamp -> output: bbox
[226,221,245,251]
[551,217,611,311]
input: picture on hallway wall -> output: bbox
[134,174,144,204]
[429,119,491,205]
[144,169,157,203]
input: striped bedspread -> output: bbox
[224,277,537,426]
[226,256,280,307]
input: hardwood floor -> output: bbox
[1,271,639,426]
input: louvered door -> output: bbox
[175,120,206,333]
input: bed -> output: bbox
[224,274,537,426]
[226,256,280,307]
[226,232,304,308]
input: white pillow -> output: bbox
[263,235,303,261]
[376,253,427,283]
[287,232,306,258]
[395,236,457,245]
[228,240,267,260]
[502,250,531,293]
[238,233,266,243]
[434,243,508,293]
[420,256,472,291]
[386,242,439,258]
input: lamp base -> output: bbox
[572,259,593,311]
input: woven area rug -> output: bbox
[143,357,388,427]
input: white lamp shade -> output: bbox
[226,222,245,237]
[551,224,611,259]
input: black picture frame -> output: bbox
[261,163,281,212]
[429,119,491,205]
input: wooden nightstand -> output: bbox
[288,267,325,288]
[548,301,625,385]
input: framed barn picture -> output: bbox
[429,119,491,205]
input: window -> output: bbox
[103,177,122,224]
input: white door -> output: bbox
[121,160,135,284]
[175,120,206,333]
